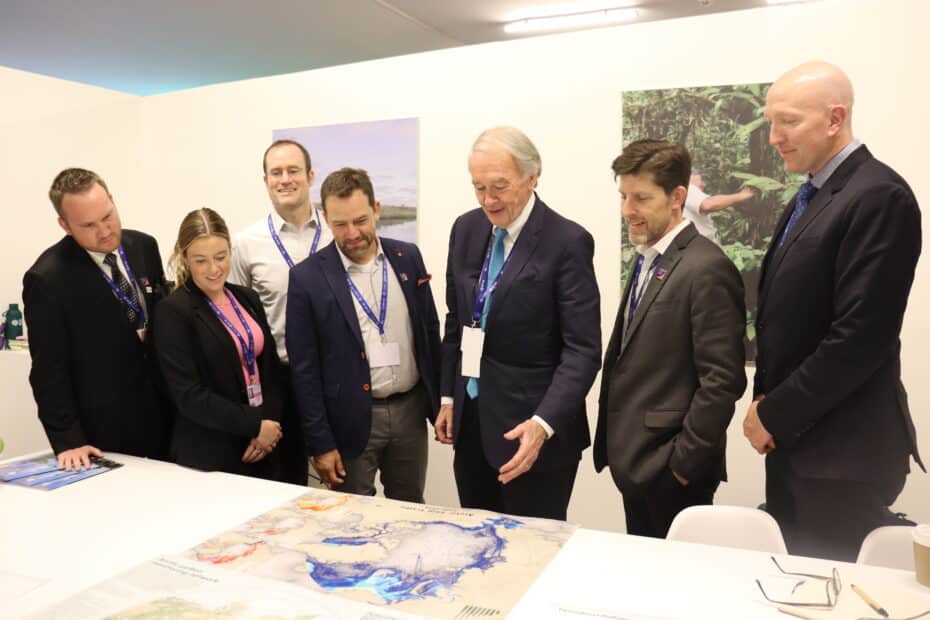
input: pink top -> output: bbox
[212,294,265,387]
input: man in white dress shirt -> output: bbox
[229,140,333,484]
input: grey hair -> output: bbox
[471,126,542,179]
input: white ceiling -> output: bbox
[0,0,783,95]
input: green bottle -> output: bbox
[3,303,23,343]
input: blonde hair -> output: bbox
[169,208,231,287]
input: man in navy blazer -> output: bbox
[744,62,923,560]
[286,168,440,502]
[435,127,601,520]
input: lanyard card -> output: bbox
[247,380,263,407]
[368,341,400,368]
[461,326,484,378]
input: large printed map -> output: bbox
[183,490,575,618]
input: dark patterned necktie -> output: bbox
[104,253,143,329]
[778,181,818,247]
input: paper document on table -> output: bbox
[0,453,122,490]
[554,604,678,619]
[30,556,421,620]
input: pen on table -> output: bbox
[776,606,821,620]
[851,583,889,618]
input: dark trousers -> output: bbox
[278,369,309,486]
[453,396,578,520]
[765,452,907,562]
[622,467,718,539]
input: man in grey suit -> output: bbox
[593,140,746,538]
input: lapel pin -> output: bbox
[396,250,404,257]
[400,273,409,282]
[655,268,668,281]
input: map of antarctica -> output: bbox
[184,490,576,618]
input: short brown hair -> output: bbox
[169,208,231,287]
[48,168,111,215]
[263,139,312,174]
[320,168,376,212]
[611,140,691,195]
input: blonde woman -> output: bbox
[154,208,283,478]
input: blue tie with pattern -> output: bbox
[467,227,508,399]
[778,181,818,247]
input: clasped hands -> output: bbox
[242,419,282,463]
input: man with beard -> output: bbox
[286,168,441,501]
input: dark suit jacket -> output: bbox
[754,145,923,487]
[286,238,441,459]
[441,196,602,470]
[593,223,746,496]
[154,282,283,478]
[23,230,173,457]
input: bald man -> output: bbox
[744,62,923,560]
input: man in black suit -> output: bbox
[287,168,441,502]
[744,62,923,560]
[594,140,746,538]
[435,126,601,520]
[23,168,172,470]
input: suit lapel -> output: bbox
[486,196,544,324]
[464,219,493,328]
[383,238,418,324]
[320,244,365,348]
[65,236,135,333]
[760,146,872,308]
[189,284,245,382]
[604,267,636,372]
[620,225,694,353]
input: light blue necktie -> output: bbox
[778,181,818,247]
[467,227,508,399]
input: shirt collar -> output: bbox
[636,218,690,259]
[495,192,536,241]
[337,236,384,273]
[811,139,862,188]
[270,206,320,233]
[85,248,111,269]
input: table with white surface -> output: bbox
[2,454,928,619]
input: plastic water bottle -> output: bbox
[3,303,23,344]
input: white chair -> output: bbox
[666,505,788,554]
[856,525,915,570]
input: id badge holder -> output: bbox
[461,326,484,378]
[247,380,264,407]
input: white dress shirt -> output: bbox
[336,238,419,399]
[229,208,332,364]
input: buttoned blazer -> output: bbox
[154,281,283,477]
[23,230,173,457]
[753,145,923,485]
[440,197,602,470]
[593,223,746,496]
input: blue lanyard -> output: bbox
[207,288,257,378]
[345,258,389,336]
[100,245,145,322]
[627,253,661,327]
[267,211,323,269]
[471,230,513,326]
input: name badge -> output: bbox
[368,341,400,368]
[461,327,484,378]
[247,380,263,407]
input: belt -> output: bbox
[372,383,420,403]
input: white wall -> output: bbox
[4,0,929,530]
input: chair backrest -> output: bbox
[856,526,915,570]
[666,505,788,554]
